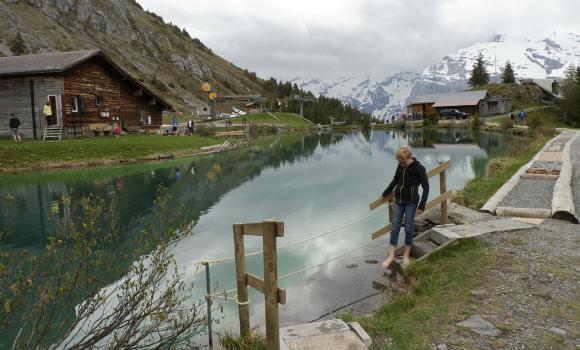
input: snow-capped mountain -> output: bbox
[293,31,580,120]
[290,72,419,120]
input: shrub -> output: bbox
[423,113,439,126]
[499,118,514,131]
[527,114,543,130]
[469,114,481,129]
[194,123,216,137]
[9,32,27,56]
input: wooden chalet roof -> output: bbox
[407,90,488,108]
[432,90,488,108]
[0,49,172,109]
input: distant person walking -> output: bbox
[9,114,21,143]
[187,119,194,135]
[113,122,121,139]
[379,146,429,268]
[519,110,526,125]
[510,112,515,122]
[172,116,179,135]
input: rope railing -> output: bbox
[195,208,382,266]
[205,238,377,304]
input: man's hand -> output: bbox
[417,208,424,215]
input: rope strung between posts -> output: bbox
[195,209,383,266]
[205,238,378,304]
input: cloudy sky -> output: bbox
[138,0,580,80]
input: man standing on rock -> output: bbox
[379,146,429,268]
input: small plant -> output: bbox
[219,332,266,350]
[423,113,439,126]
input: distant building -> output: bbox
[407,90,512,117]
[0,49,171,139]
[520,78,562,100]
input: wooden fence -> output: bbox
[233,220,287,350]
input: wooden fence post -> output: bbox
[439,161,449,224]
[262,220,281,350]
[233,224,250,337]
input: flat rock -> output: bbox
[548,327,567,336]
[457,315,501,337]
[436,344,448,350]
[470,289,489,297]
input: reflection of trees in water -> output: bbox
[1,133,345,250]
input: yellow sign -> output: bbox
[201,83,211,92]
[208,91,218,100]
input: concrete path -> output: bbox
[484,130,579,222]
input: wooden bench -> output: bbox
[88,123,113,136]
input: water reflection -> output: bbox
[0,130,527,344]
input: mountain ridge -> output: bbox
[294,31,580,120]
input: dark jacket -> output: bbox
[382,158,429,210]
[9,117,20,129]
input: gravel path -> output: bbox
[498,179,556,209]
[434,132,580,349]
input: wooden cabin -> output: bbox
[0,49,171,139]
[407,90,511,117]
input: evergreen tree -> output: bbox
[468,53,490,87]
[560,65,580,126]
[9,32,26,56]
[501,60,516,84]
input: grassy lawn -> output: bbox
[232,113,278,124]
[0,135,220,170]
[271,112,312,127]
[487,109,578,130]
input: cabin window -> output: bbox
[71,96,80,113]
[203,107,208,112]
[95,96,104,106]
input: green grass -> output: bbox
[219,332,266,350]
[232,113,278,124]
[455,135,550,210]
[0,135,220,170]
[343,239,491,349]
[271,112,312,127]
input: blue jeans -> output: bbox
[389,203,417,246]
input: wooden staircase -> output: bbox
[43,125,62,141]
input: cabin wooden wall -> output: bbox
[63,56,165,134]
[410,103,436,114]
[0,76,63,139]
[63,58,122,129]
[118,80,163,129]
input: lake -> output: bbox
[0,129,527,345]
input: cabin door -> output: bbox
[48,95,63,126]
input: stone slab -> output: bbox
[348,322,373,348]
[457,315,500,337]
[510,217,545,225]
[280,319,368,350]
[538,151,562,162]
[440,219,534,238]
